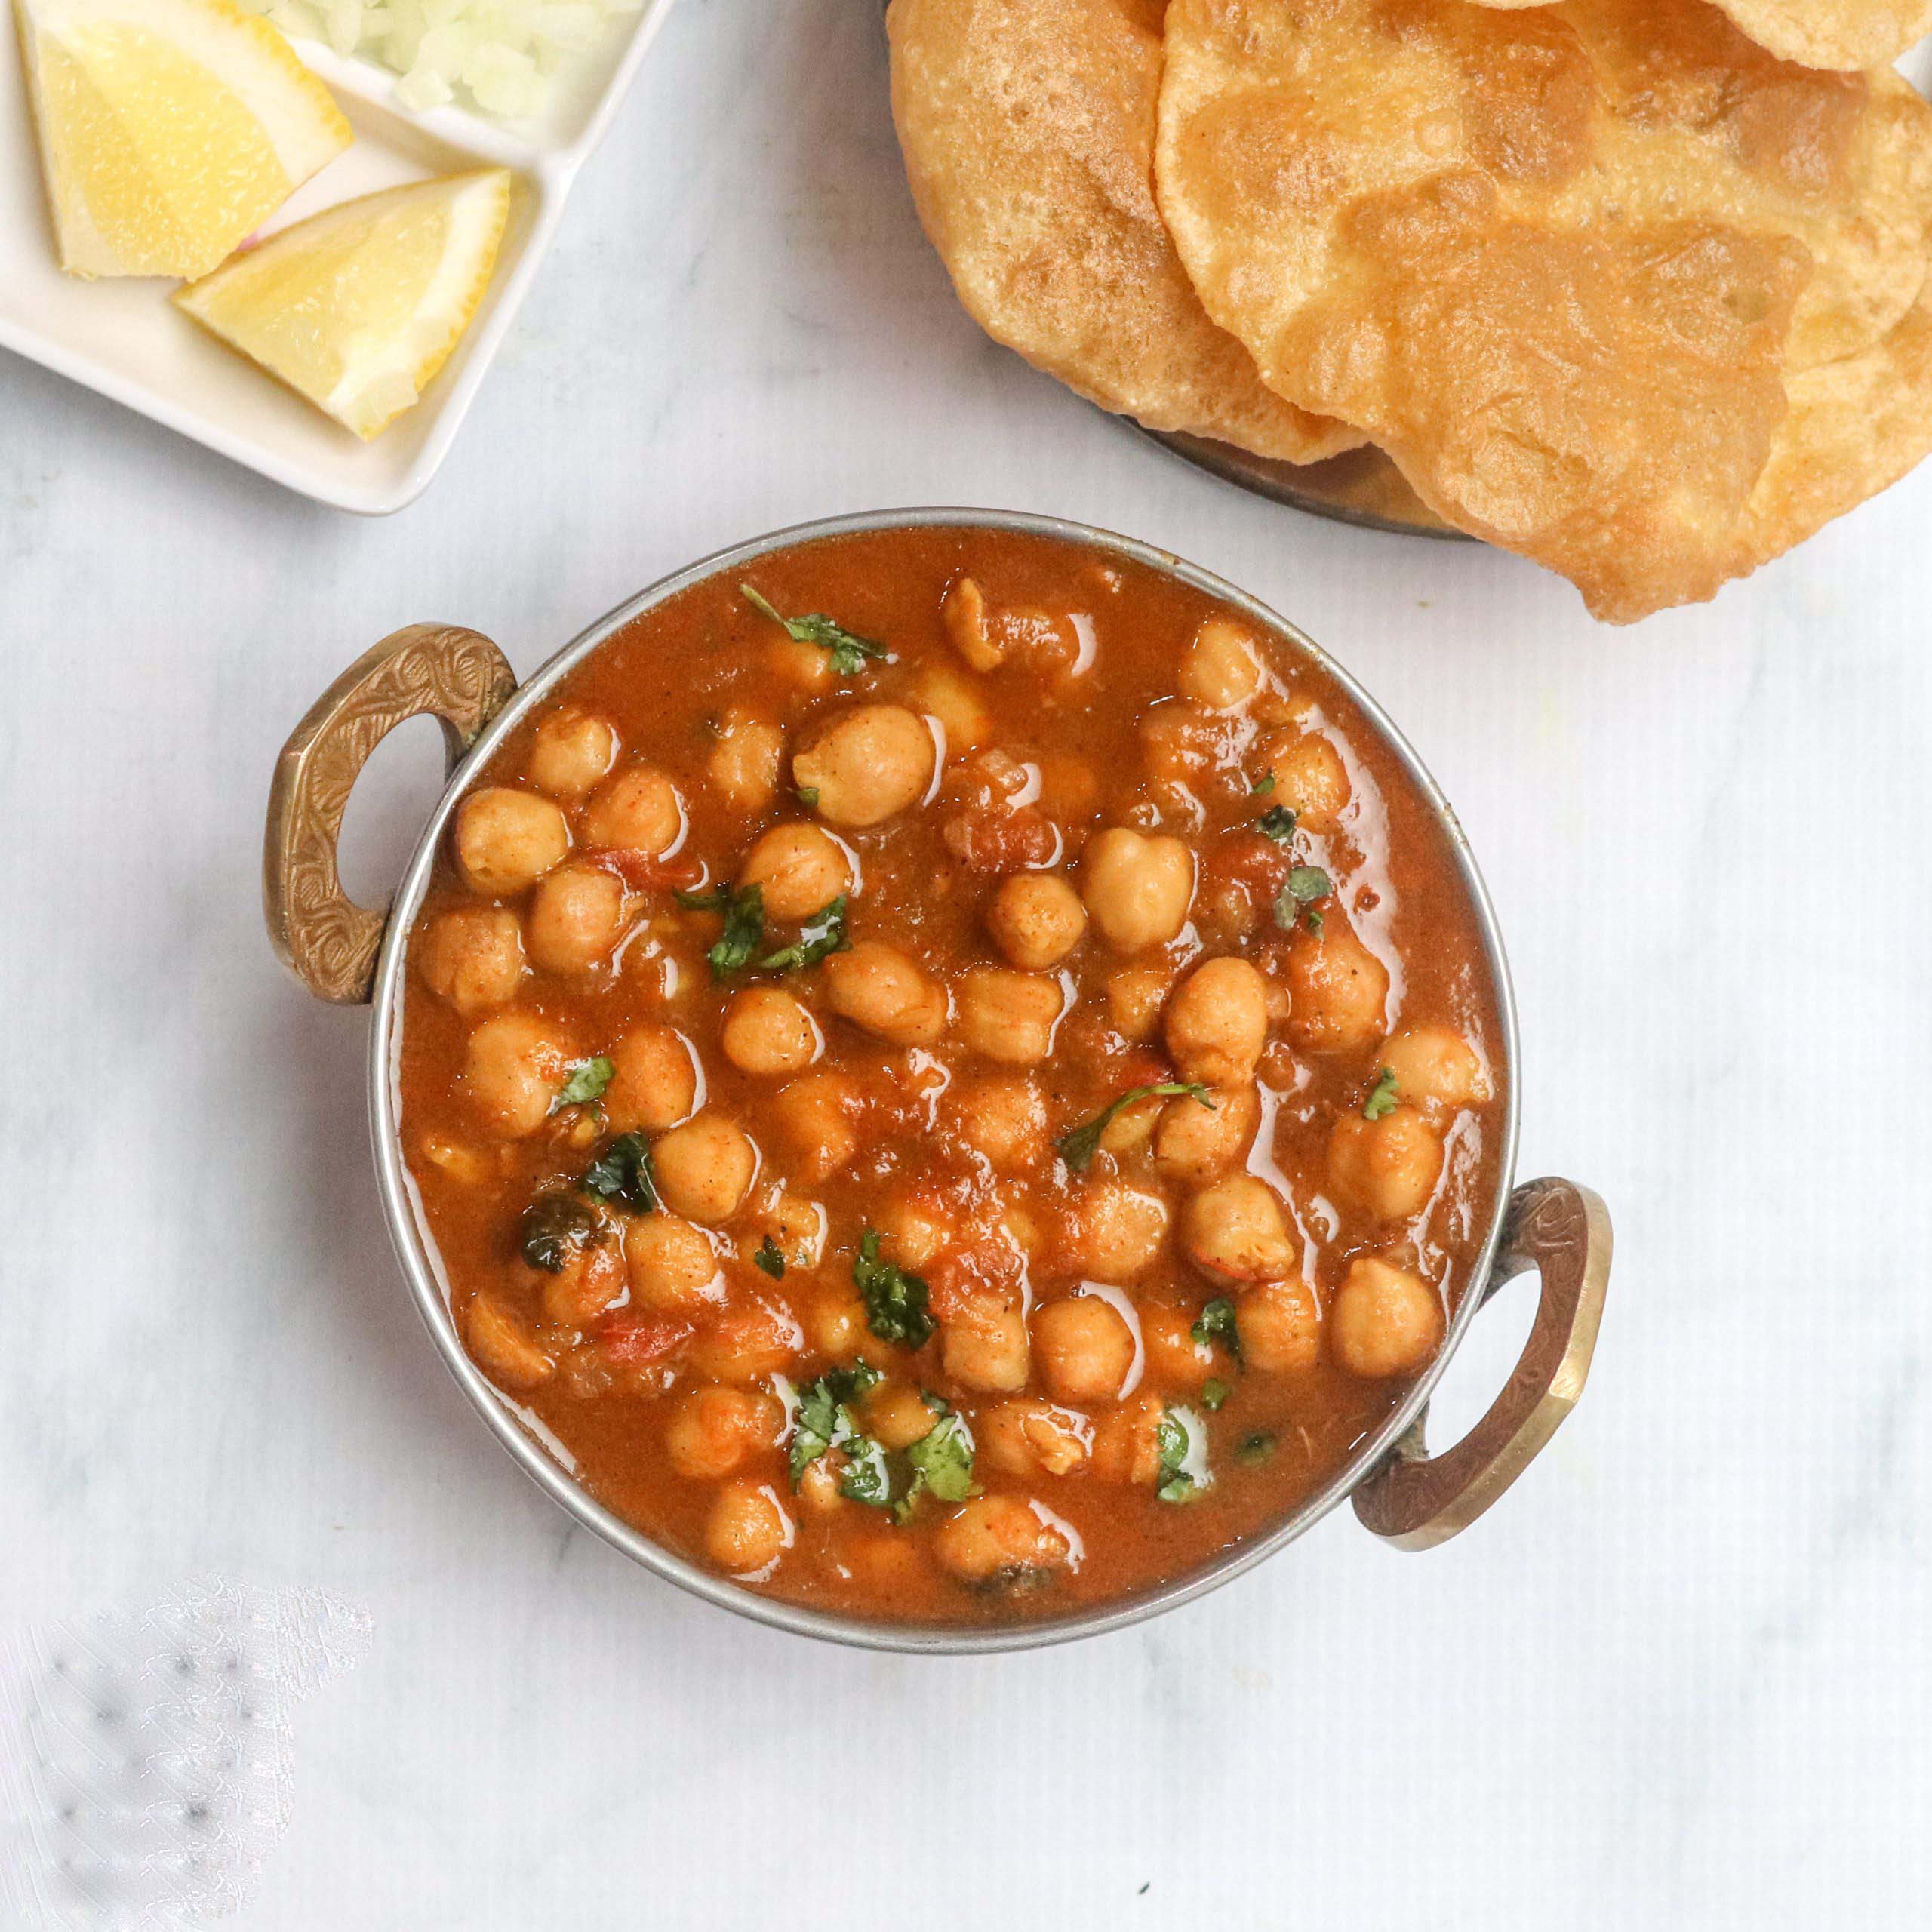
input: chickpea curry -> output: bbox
[398,526,1507,1625]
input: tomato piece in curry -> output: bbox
[398,527,1507,1624]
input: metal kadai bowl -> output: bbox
[263,508,1611,1654]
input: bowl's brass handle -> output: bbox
[1352,1177,1611,1550]
[265,624,518,1006]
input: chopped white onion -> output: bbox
[242,0,641,121]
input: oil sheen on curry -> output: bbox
[398,528,1506,1624]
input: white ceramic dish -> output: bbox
[0,4,677,512]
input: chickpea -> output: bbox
[1239,1278,1321,1372]
[1153,1083,1259,1182]
[538,1237,626,1327]
[771,1069,861,1182]
[934,1495,1069,1583]
[737,824,853,921]
[808,1288,876,1361]
[1379,1026,1491,1118]
[1072,1183,1169,1282]
[1261,731,1351,832]
[720,986,822,1077]
[1331,1257,1444,1378]
[709,709,784,813]
[1178,617,1264,710]
[706,1478,792,1574]
[913,663,994,750]
[796,1454,846,1515]
[688,1299,804,1383]
[874,1197,951,1269]
[1140,1304,1216,1389]
[761,1192,827,1270]
[1182,1175,1295,1284]
[463,1011,571,1137]
[943,575,1004,672]
[1097,1091,1162,1158]
[1164,956,1269,1084]
[526,862,629,976]
[651,1113,758,1225]
[823,940,947,1047]
[528,706,618,799]
[454,787,570,897]
[794,705,937,828]
[861,1383,940,1452]
[1090,1392,1164,1484]
[762,630,832,694]
[463,1287,555,1390]
[951,1075,1048,1169]
[1104,961,1176,1041]
[666,1386,783,1479]
[1080,828,1194,951]
[578,764,682,854]
[980,1398,1089,1478]
[1037,752,1100,825]
[956,968,1064,1064]
[986,872,1087,971]
[942,1291,1031,1392]
[1327,1106,1444,1220]
[418,904,525,1014]
[605,1025,698,1134]
[1033,1295,1137,1403]
[1285,920,1390,1055]
[623,1213,724,1312]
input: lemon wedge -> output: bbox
[13,0,351,279]
[173,168,512,441]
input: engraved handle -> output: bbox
[265,624,518,1005]
[1352,1177,1611,1550]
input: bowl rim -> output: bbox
[365,505,1523,1654]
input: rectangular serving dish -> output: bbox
[0,3,677,513]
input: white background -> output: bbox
[3,1,1929,1924]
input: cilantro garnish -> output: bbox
[740,583,889,677]
[1056,1082,1214,1173]
[1237,1430,1278,1466]
[1255,804,1299,842]
[1272,866,1331,931]
[896,1398,978,1522]
[754,1236,786,1279]
[757,895,851,974]
[796,786,820,809]
[676,881,767,979]
[1201,1378,1232,1412]
[1191,1296,1243,1364]
[1251,771,1276,795]
[580,1131,658,1214]
[788,1362,881,1486]
[551,1054,614,1113]
[1363,1067,1399,1121]
[1155,1407,1203,1504]
[853,1230,934,1348]
[518,1192,601,1274]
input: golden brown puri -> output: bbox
[884,0,1360,463]
[1472,0,1932,71]
[1155,0,1932,622]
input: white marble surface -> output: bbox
[4,1,1930,1924]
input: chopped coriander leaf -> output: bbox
[677,881,766,979]
[1272,866,1331,931]
[1251,771,1276,795]
[1363,1067,1400,1121]
[754,1236,786,1279]
[896,1400,978,1521]
[1306,909,1325,934]
[551,1054,614,1112]
[796,786,820,809]
[1237,1430,1278,1466]
[1201,1378,1232,1411]
[518,1192,601,1274]
[757,894,851,974]
[1191,1297,1243,1364]
[854,1229,934,1348]
[788,1362,881,1486]
[580,1131,658,1214]
[740,583,889,677]
[1057,1081,1214,1173]
[1155,1408,1201,1504]
[1254,804,1299,842]
[838,1434,894,1506]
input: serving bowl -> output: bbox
[264,507,1610,1651]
